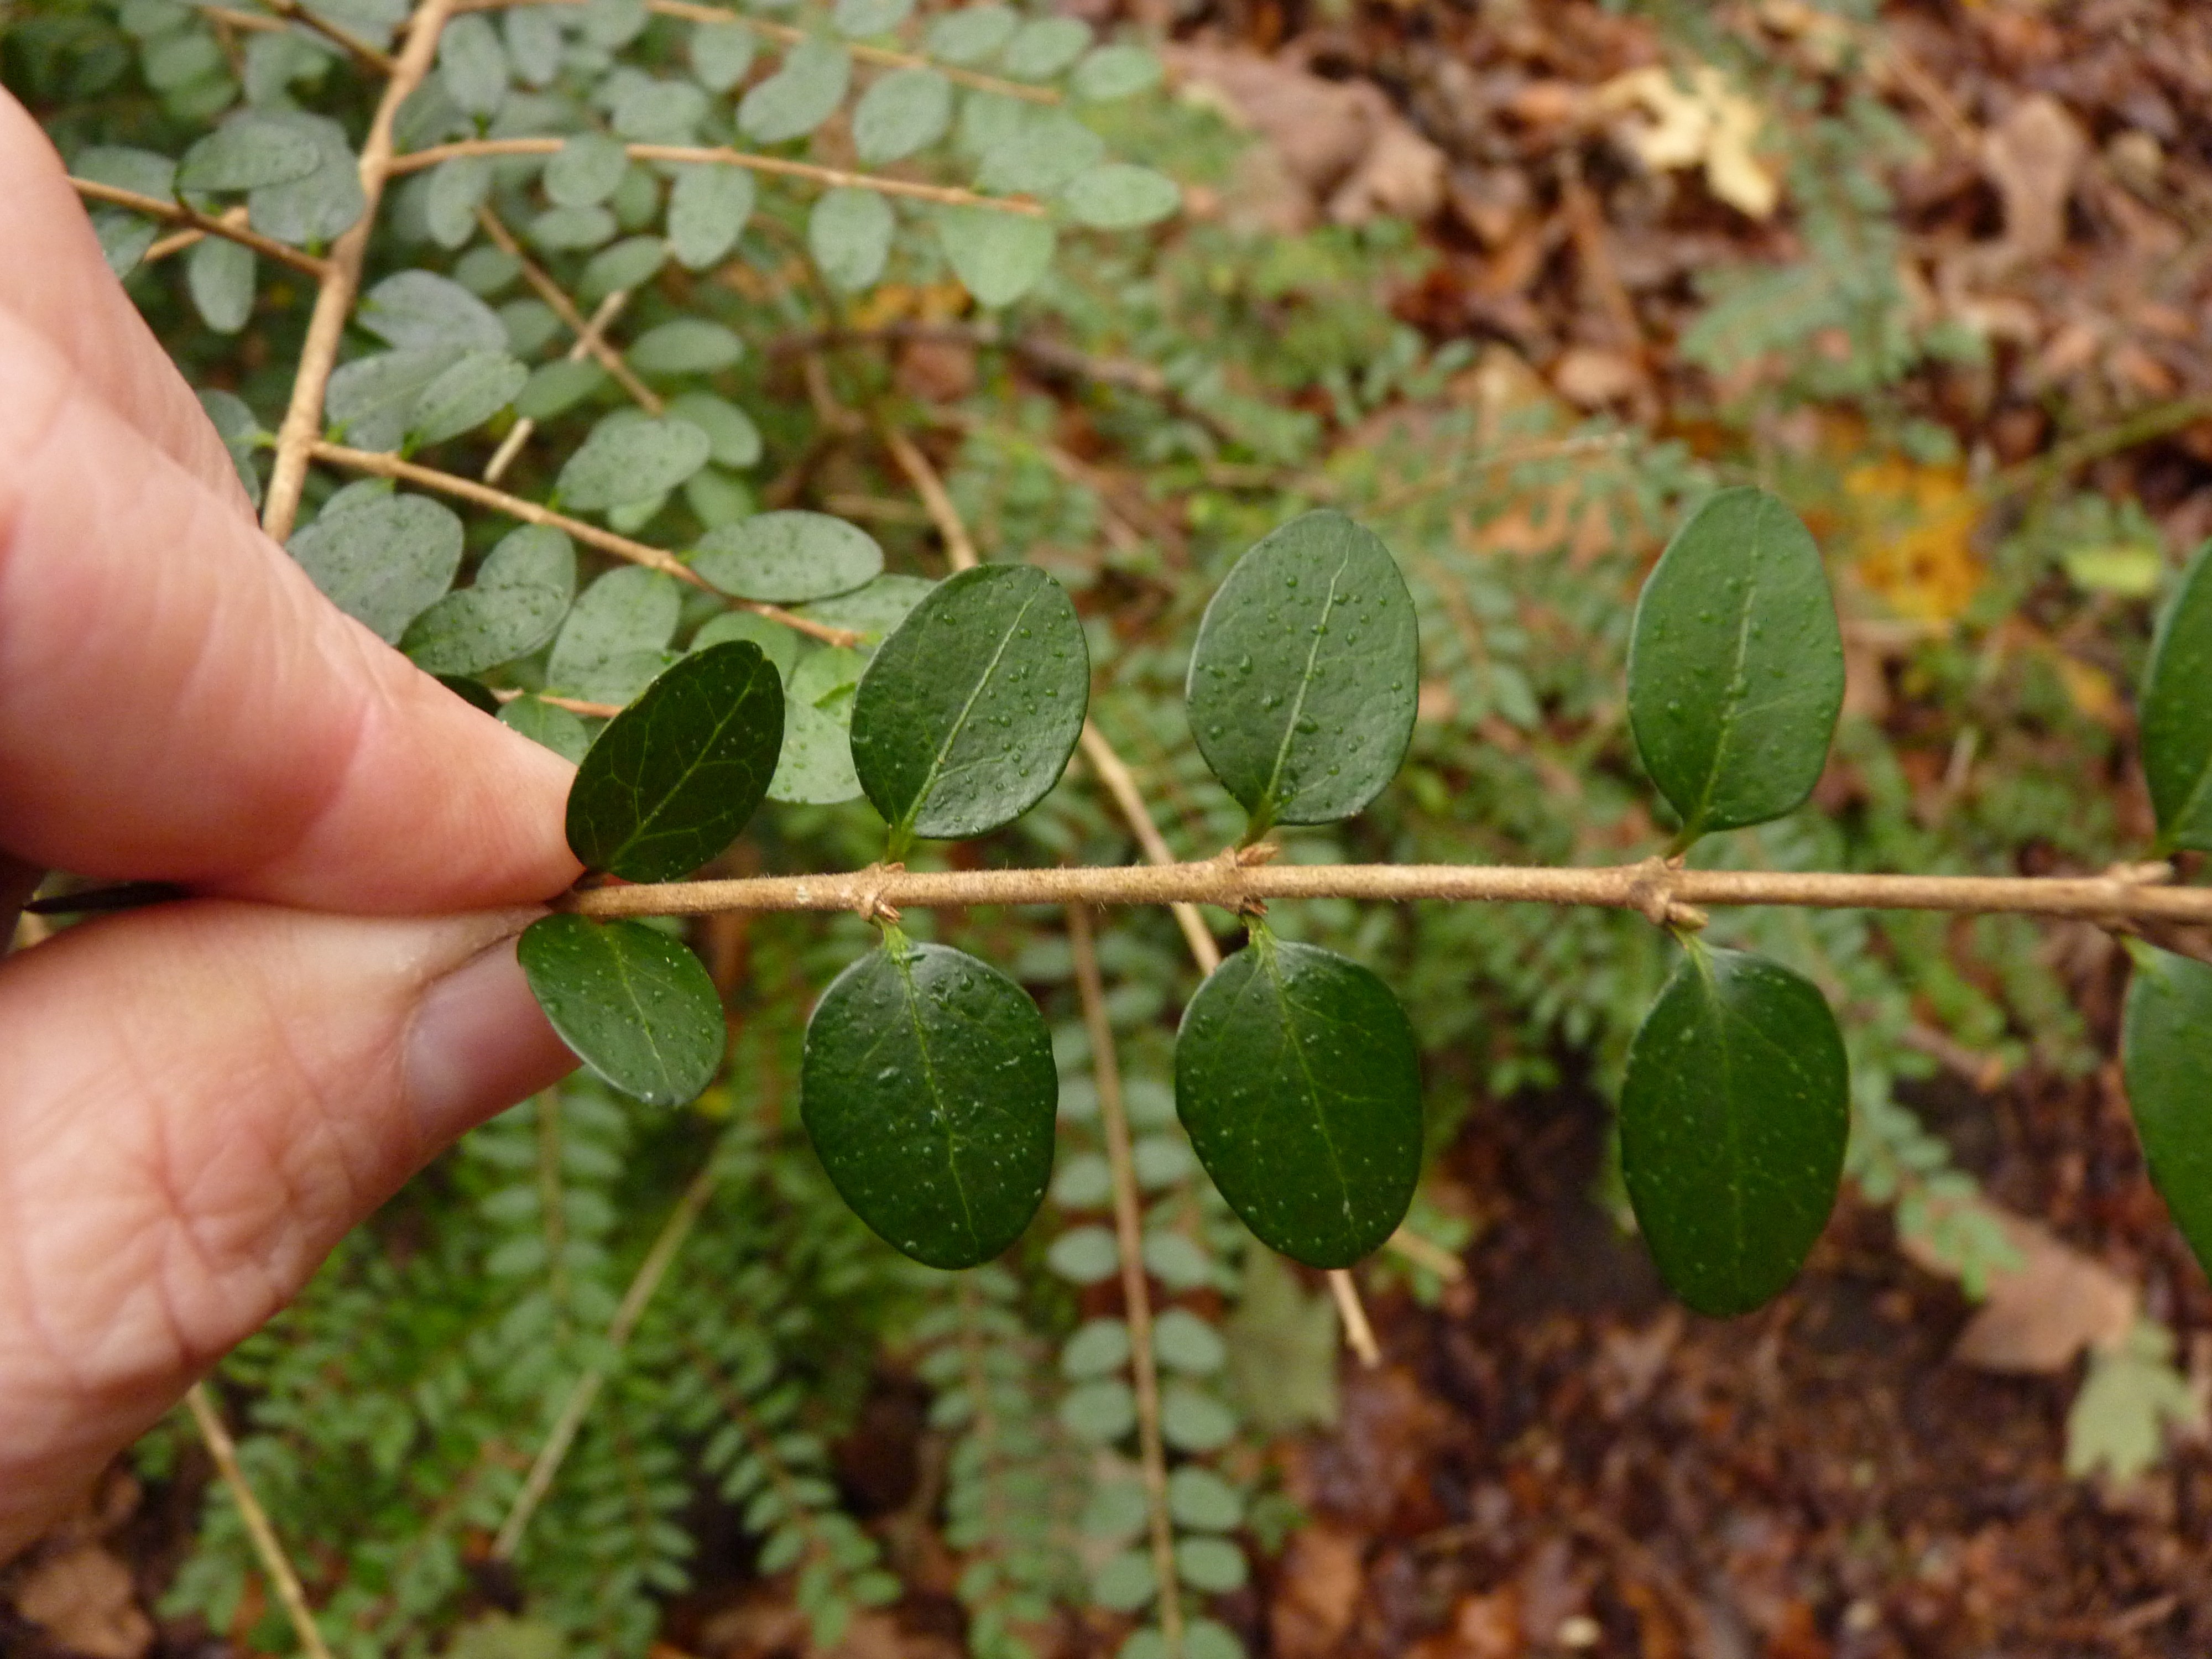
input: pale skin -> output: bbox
[0,90,586,1556]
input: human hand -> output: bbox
[0,91,585,1556]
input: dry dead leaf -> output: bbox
[1551,346,1644,409]
[1981,93,2087,266]
[1598,65,1781,218]
[10,1543,154,1659]
[1270,1525,1368,1659]
[1902,1206,2137,1373]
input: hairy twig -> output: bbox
[67,178,330,276]
[493,1150,719,1559]
[390,139,1045,215]
[1068,906,1186,1659]
[307,442,861,645]
[263,0,459,540]
[476,207,664,414]
[560,857,2212,925]
[185,1384,336,1659]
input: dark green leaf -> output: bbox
[1626,487,1845,842]
[403,525,575,675]
[2140,540,2212,853]
[693,510,883,603]
[1621,942,1848,1317]
[289,493,463,643]
[185,234,254,333]
[176,114,320,191]
[1062,163,1178,228]
[405,349,526,447]
[2122,945,2212,1280]
[566,640,784,880]
[849,564,1088,847]
[939,208,1055,307]
[1174,931,1421,1269]
[854,68,952,164]
[357,269,507,352]
[1186,508,1417,834]
[738,38,851,144]
[801,937,1057,1268]
[808,187,894,291]
[518,914,724,1106]
[556,413,712,512]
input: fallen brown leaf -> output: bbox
[10,1543,153,1659]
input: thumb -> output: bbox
[0,901,580,1555]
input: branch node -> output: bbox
[852,863,905,928]
[1628,855,1704,930]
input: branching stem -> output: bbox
[561,856,2212,926]
[67,178,331,276]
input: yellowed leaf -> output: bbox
[1840,453,1986,623]
[1599,65,1781,219]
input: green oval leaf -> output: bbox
[437,13,508,118]
[1186,508,1417,834]
[796,572,935,646]
[939,207,1055,307]
[1062,163,1178,229]
[808,186,894,291]
[357,269,507,353]
[692,609,799,679]
[667,163,754,270]
[518,914,724,1106]
[2122,945,2212,1279]
[1174,932,1422,1268]
[801,937,1057,1268]
[176,114,321,192]
[665,392,761,471]
[2140,540,2212,854]
[1072,44,1161,102]
[1001,15,1089,79]
[925,3,1014,64]
[580,235,665,302]
[693,510,883,604]
[185,234,254,333]
[405,349,527,447]
[833,0,910,36]
[565,639,785,881]
[1626,487,1844,842]
[549,566,682,702]
[544,137,630,205]
[403,525,575,675]
[290,492,462,644]
[556,412,712,513]
[500,694,593,762]
[423,155,492,248]
[854,67,952,164]
[977,112,1102,195]
[738,38,851,144]
[627,320,744,378]
[1620,942,1848,1317]
[849,563,1088,846]
[690,19,755,92]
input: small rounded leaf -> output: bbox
[850,564,1088,844]
[1627,487,1844,842]
[693,510,883,604]
[2140,540,2212,854]
[185,235,255,333]
[519,915,725,1106]
[402,525,575,676]
[1186,509,1418,833]
[289,493,462,644]
[808,187,894,291]
[405,349,527,447]
[738,39,851,144]
[1621,943,1849,1318]
[925,4,1014,64]
[2122,945,2212,1280]
[801,938,1057,1268]
[557,413,712,512]
[566,640,785,881]
[1001,15,1089,79]
[940,208,1055,307]
[854,67,952,164]
[357,269,507,353]
[668,164,755,270]
[1174,932,1422,1268]
[1062,163,1179,229]
[176,115,321,192]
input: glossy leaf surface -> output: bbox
[565,640,784,881]
[2140,540,2212,853]
[849,564,1087,845]
[518,915,723,1107]
[1185,509,1417,833]
[2122,945,2212,1279]
[801,938,1057,1269]
[1621,943,1848,1317]
[1626,487,1844,841]
[1175,933,1421,1268]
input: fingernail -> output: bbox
[405,935,577,1145]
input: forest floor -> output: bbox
[9,1,2212,1656]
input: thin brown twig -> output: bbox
[559,857,2212,926]
[1327,1269,1382,1368]
[263,0,460,540]
[879,424,979,572]
[67,177,331,276]
[1068,906,1186,1659]
[388,139,1046,215]
[495,687,624,718]
[477,206,663,414]
[309,442,861,645]
[201,0,394,70]
[484,289,630,484]
[185,1384,336,1659]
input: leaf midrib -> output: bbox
[1256,550,1353,818]
[1686,522,1766,838]
[605,658,770,868]
[897,576,1047,836]
[891,947,981,1251]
